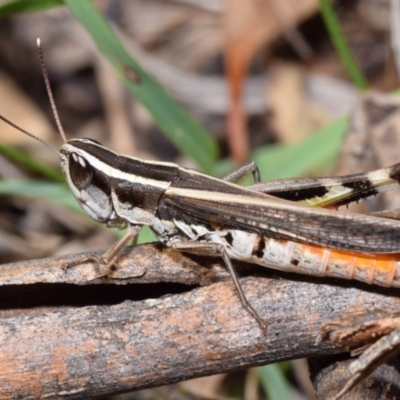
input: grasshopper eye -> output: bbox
[69,152,92,190]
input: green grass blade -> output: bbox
[0,179,155,243]
[0,0,63,17]
[0,143,64,182]
[252,116,348,180]
[319,0,368,90]
[213,116,349,181]
[0,179,79,211]
[258,364,294,400]
[0,0,218,171]
[64,0,218,172]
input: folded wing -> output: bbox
[160,187,400,254]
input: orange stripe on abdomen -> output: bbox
[296,244,400,287]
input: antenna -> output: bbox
[36,38,67,143]
[0,115,59,155]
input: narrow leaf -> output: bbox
[258,364,294,400]
[0,143,64,182]
[64,0,218,172]
[0,180,155,243]
[0,0,63,18]
[319,0,368,89]
[214,116,349,181]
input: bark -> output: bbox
[310,312,400,399]
[309,355,400,399]
[0,244,400,399]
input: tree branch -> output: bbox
[1,244,400,399]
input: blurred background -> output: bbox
[0,0,399,399]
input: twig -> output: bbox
[1,244,400,399]
[391,0,400,80]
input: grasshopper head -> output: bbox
[60,139,118,224]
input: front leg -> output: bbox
[171,240,267,331]
[62,225,140,275]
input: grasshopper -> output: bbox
[2,39,400,330]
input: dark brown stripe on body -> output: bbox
[113,178,168,211]
[389,163,400,182]
[269,186,329,202]
[252,236,265,258]
[67,139,118,167]
[91,168,113,197]
[156,203,214,231]
[172,168,254,194]
[69,139,179,182]
[114,156,178,182]
[342,179,374,192]
[225,232,233,246]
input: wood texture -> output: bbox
[309,355,400,399]
[1,244,400,399]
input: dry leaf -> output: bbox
[267,62,328,144]
[224,0,318,164]
[0,71,52,146]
